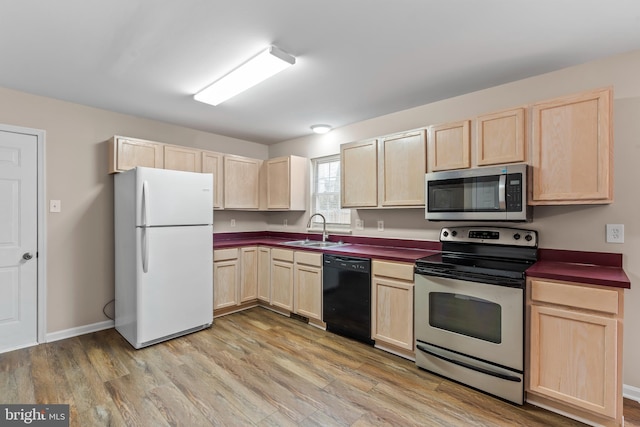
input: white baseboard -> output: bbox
[624,384,640,403]
[46,320,114,343]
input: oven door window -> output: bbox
[429,292,501,343]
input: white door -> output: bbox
[0,129,38,352]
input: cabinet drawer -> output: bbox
[294,251,322,267]
[271,248,294,262]
[529,278,619,314]
[372,260,414,282]
[214,248,239,262]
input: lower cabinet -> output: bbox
[371,260,415,357]
[213,248,239,312]
[257,246,271,303]
[293,251,322,323]
[526,277,624,427]
[239,247,258,303]
[270,248,294,311]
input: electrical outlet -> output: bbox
[230,219,236,227]
[356,219,364,230]
[377,220,384,232]
[606,224,624,243]
[49,200,61,213]
[283,219,288,227]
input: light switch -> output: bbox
[50,200,61,213]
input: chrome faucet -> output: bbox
[307,213,328,242]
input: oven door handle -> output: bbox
[416,344,521,383]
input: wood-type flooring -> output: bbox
[1,307,639,426]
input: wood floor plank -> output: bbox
[1,307,637,426]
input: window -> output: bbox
[311,154,351,228]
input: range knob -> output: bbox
[442,231,449,237]
[451,230,458,237]
[513,233,521,240]
[525,234,533,242]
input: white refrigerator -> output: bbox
[114,167,213,349]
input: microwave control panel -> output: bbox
[506,173,523,212]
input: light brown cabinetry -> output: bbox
[265,155,308,210]
[202,151,224,209]
[108,136,164,174]
[526,277,623,426]
[239,247,258,303]
[476,107,526,166]
[371,260,415,357]
[379,131,426,206]
[163,145,202,173]
[257,246,271,303]
[341,139,378,208]
[213,248,239,313]
[293,251,323,323]
[224,155,262,209]
[530,88,613,205]
[428,120,471,171]
[270,248,294,311]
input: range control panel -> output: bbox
[440,226,537,247]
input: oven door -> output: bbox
[414,274,523,371]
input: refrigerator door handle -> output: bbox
[142,228,149,273]
[142,180,149,227]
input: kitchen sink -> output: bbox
[283,240,349,248]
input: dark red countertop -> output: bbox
[525,248,630,289]
[213,231,440,263]
[214,232,630,288]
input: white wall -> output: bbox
[269,49,640,389]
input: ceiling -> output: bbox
[2,1,640,145]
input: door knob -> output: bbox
[22,252,33,260]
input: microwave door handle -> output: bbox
[498,175,506,210]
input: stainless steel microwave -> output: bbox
[425,164,531,222]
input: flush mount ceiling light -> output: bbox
[311,124,332,134]
[194,45,295,106]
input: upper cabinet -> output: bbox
[428,120,471,171]
[341,139,378,208]
[224,155,262,210]
[530,88,613,205]
[379,131,426,207]
[202,150,224,209]
[265,155,308,211]
[163,145,202,173]
[341,131,427,209]
[476,107,527,166]
[108,136,164,174]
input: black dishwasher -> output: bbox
[322,254,373,345]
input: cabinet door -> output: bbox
[213,259,239,311]
[257,247,271,302]
[109,137,164,173]
[341,139,378,207]
[379,131,426,206]
[476,107,526,166]
[164,145,202,172]
[528,304,617,418]
[294,252,322,321]
[530,88,612,204]
[428,120,471,171]
[224,155,261,209]
[266,157,291,209]
[239,247,258,303]
[271,260,294,311]
[202,151,224,209]
[371,276,414,351]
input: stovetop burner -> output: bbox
[415,226,538,287]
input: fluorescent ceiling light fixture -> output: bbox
[311,124,332,134]
[194,45,295,106]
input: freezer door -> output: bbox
[136,225,213,345]
[136,167,213,226]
